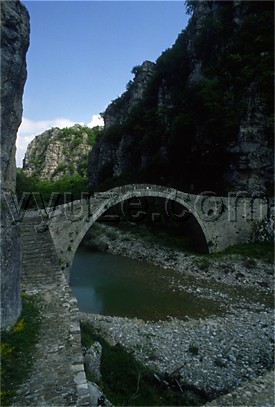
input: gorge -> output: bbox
[1,1,274,406]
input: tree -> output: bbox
[184,0,197,15]
[131,65,141,75]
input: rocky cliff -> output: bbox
[103,61,155,129]
[0,0,30,328]
[88,1,274,194]
[22,125,100,181]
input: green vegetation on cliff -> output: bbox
[23,124,102,182]
[61,125,101,147]
[17,124,103,204]
[89,1,274,194]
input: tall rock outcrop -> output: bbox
[88,1,273,195]
[103,61,155,129]
[0,1,30,328]
[22,125,98,181]
[89,61,156,187]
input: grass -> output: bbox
[213,357,227,368]
[80,321,207,406]
[0,293,42,406]
[194,258,210,271]
[207,241,274,263]
[188,344,199,356]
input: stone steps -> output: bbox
[20,217,60,287]
[15,216,91,406]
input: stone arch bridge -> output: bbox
[23,184,270,281]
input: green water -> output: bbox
[70,247,227,321]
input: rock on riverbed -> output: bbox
[80,309,273,397]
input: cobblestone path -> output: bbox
[13,216,90,406]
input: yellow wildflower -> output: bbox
[0,343,14,356]
[11,318,25,333]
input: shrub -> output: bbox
[188,344,199,356]
[195,258,210,271]
[251,217,274,243]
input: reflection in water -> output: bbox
[70,247,225,321]
[71,286,103,314]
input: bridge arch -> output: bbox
[49,184,217,280]
[73,190,209,253]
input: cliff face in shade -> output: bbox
[88,1,273,195]
[0,0,30,328]
[0,0,30,192]
[103,61,155,129]
[89,61,157,187]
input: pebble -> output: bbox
[80,308,273,396]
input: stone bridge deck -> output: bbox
[14,216,91,406]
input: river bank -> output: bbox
[82,222,273,292]
[79,222,274,404]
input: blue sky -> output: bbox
[17,1,190,166]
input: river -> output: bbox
[71,247,230,321]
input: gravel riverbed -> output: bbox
[80,223,274,403]
[80,309,273,397]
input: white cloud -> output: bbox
[18,117,82,137]
[16,116,104,168]
[16,134,35,167]
[86,114,104,128]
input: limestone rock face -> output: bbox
[23,125,93,181]
[0,0,30,192]
[227,85,273,192]
[89,62,155,189]
[0,0,30,328]
[103,61,155,129]
[0,196,22,328]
